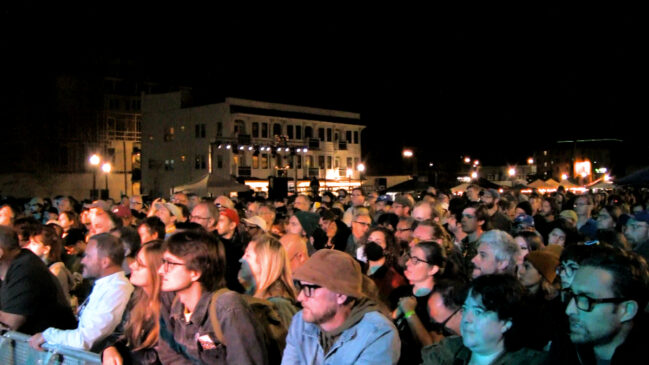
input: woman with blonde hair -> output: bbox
[239,234,299,326]
[102,240,163,365]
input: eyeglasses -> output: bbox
[353,221,371,227]
[294,281,321,298]
[396,227,412,232]
[406,253,430,265]
[161,258,186,272]
[462,214,476,219]
[555,263,579,277]
[563,289,626,312]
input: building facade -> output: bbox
[141,93,364,197]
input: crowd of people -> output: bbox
[0,183,648,364]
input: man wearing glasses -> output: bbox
[549,246,649,363]
[157,230,268,364]
[283,249,400,364]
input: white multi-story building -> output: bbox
[141,92,364,197]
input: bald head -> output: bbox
[280,233,309,273]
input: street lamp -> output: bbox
[89,154,101,200]
[403,149,417,176]
[527,157,534,165]
[102,162,111,200]
[561,173,568,181]
[357,163,366,188]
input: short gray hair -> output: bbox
[478,230,520,274]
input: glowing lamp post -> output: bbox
[403,149,417,176]
[102,162,111,199]
[357,163,366,188]
[89,154,101,200]
[508,167,516,187]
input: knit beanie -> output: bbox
[526,249,560,283]
[295,211,319,237]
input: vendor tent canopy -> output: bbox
[558,179,579,189]
[386,178,432,193]
[544,178,561,188]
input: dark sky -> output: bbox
[1,4,646,174]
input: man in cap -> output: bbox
[626,211,649,261]
[392,195,413,218]
[217,208,247,292]
[481,188,511,232]
[242,215,267,237]
[283,249,400,364]
[150,199,182,237]
[373,194,392,221]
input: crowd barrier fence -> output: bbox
[0,331,101,365]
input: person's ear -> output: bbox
[501,319,513,333]
[618,300,639,323]
[43,245,51,256]
[189,269,202,283]
[497,259,509,272]
[336,294,348,305]
[428,265,440,277]
[100,256,112,270]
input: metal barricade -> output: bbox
[0,331,101,365]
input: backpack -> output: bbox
[208,288,288,363]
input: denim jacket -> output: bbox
[281,310,400,365]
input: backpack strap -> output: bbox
[207,288,231,345]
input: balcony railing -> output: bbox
[238,166,252,177]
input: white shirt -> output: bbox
[43,271,134,351]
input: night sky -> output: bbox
[1,4,646,175]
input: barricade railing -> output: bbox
[0,331,101,365]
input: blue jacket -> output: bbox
[281,309,400,365]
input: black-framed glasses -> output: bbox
[406,253,430,265]
[353,221,371,227]
[563,289,627,312]
[556,262,579,277]
[161,258,186,272]
[294,281,321,298]
[396,227,413,232]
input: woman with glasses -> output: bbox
[422,274,547,365]
[102,240,163,365]
[395,241,447,364]
[238,234,299,327]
